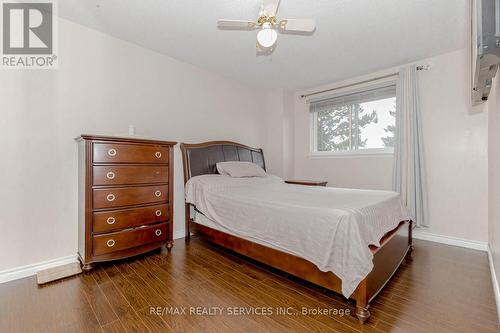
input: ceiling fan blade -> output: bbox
[217,20,256,29]
[280,19,316,33]
[262,0,281,16]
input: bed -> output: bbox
[180,141,413,324]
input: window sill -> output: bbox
[309,150,394,159]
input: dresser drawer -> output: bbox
[93,223,167,256]
[93,143,169,164]
[93,165,168,186]
[93,204,168,233]
[93,185,168,209]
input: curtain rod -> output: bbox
[299,64,430,99]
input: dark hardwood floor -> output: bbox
[1,238,498,333]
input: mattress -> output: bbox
[185,174,412,298]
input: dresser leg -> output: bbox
[166,241,174,252]
[81,263,93,271]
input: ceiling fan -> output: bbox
[217,0,316,53]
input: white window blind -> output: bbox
[309,83,397,155]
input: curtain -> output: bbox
[393,65,428,227]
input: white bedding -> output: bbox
[185,174,412,298]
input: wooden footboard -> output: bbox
[354,220,412,323]
[189,216,412,324]
[366,220,412,302]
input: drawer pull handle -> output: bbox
[107,148,117,157]
[107,239,116,247]
[155,190,162,197]
[106,194,116,202]
[106,171,116,180]
[155,151,162,158]
[155,229,162,236]
[107,217,116,225]
[155,210,162,217]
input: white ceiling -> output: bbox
[59,0,468,89]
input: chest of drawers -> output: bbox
[76,135,176,270]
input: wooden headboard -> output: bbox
[180,141,266,184]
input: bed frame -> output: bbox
[180,141,413,324]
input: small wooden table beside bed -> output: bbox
[180,141,413,324]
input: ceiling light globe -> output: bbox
[257,27,277,49]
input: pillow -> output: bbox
[216,161,267,178]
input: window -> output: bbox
[309,82,397,156]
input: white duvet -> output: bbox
[185,175,411,298]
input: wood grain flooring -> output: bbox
[0,238,498,333]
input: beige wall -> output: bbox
[264,89,295,179]
[488,71,500,288]
[0,19,267,271]
[0,19,491,275]
[291,49,488,242]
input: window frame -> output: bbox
[308,79,397,158]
